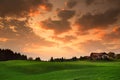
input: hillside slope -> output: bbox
[0,60,120,80]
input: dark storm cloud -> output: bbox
[85,0,95,5]
[40,18,71,34]
[0,0,53,18]
[85,0,120,7]
[75,9,120,31]
[105,0,120,5]
[65,0,77,9]
[40,10,75,34]
[0,0,54,49]
[57,10,76,20]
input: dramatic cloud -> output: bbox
[102,27,120,42]
[75,9,120,32]
[0,19,56,52]
[0,19,32,38]
[85,0,120,9]
[40,10,75,34]
[1,0,120,59]
[0,0,53,18]
[105,0,120,6]
[57,10,76,20]
[85,0,95,5]
[40,18,71,34]
[65,0,77,9]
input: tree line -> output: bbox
[0,48,42,61]
[0,49,27,61]
[49,52,120,62]
[0,48,120,61]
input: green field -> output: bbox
[0,60,120,80]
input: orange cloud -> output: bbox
[0,38,8,42]
[40,5,47,10]
[52,35,77,43]
[101,26,120,42]
[113,27,120,34]
[90,29,107,39]
[39,3,53,11]
[29,10,41,17]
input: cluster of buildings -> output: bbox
[89,52,120,60]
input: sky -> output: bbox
[0,0,120,60]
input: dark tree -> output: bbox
[0,48,27,61]
[28,57,33,61]
[108,52,115,59]
[35,57,41,61]
[71,57,78,61]
[50,57,54,62]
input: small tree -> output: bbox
[71,57,77,61]
[108,52,115,59]
[61,57,64,62]
[35,57,41,61]
[28,57,33,61]
[50,57,54,62]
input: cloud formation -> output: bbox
[102,27,120,42]
[85,0,95,5]
[0,19,56,52]
[0,0,120,59]
[75,9,120,32]
[40,18,71,34]
[57,10,76,20]
[65,0,77,9]
[40,10,75,34]
[0,19,31,38]
[0,0,53,18]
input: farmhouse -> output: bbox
[90,52,109,60]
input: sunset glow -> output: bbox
[0,0,120,60]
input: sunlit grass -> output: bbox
[0,60,120,80]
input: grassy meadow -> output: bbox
[0,60,120,80]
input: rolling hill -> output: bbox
[0,60,120,80]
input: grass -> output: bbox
[0,60,120,80]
